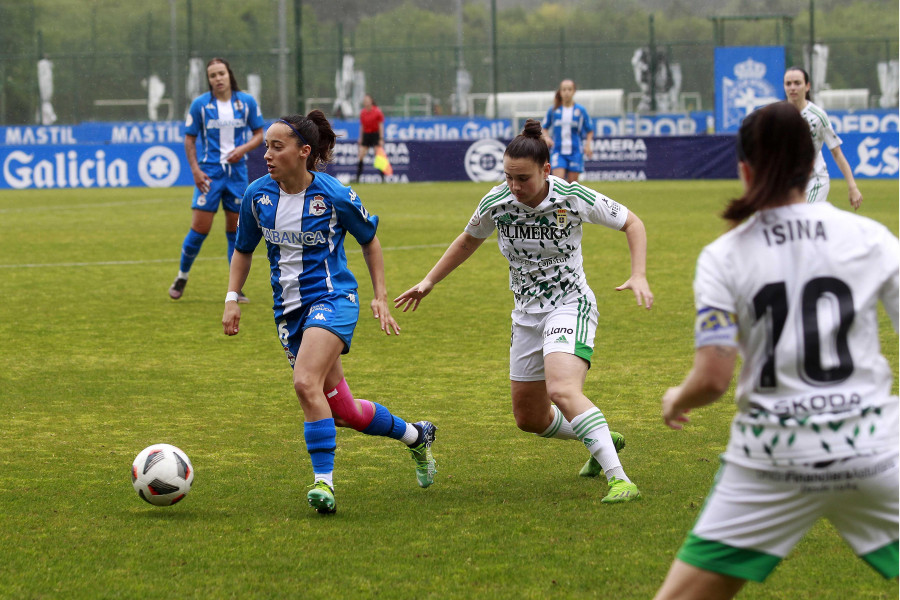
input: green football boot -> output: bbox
[579,431,626,477]
[601,477,641,504]
[407,421,437,488]
[307,480,336,514]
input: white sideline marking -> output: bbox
[0,243,451,269]
[0,197,177,214]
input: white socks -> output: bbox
[571,407,629,483]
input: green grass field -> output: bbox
[0,180,897,599]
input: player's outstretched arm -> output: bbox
[615,211,654,309]
[360,235,401,336]
[394,232,485,312]
[223,250,253,336]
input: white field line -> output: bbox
[0,197,178,214]
[0,243,453,269]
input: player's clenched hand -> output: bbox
[615,275,654,309]
[394,280,434,313]
[371,296,401,336]
[223,303,241,336]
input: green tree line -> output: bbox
[0,0,895,124]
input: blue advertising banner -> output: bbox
[1,109,895,147]
[0,143,190,190]
[715,46,785,133]
[827,132,899,180]
[2,132,893,189]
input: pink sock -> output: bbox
[325,378,376,431]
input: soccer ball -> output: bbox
[131,444,194,506]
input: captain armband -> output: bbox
[694,306,739,348]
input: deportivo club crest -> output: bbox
[722,58,781,130]
[555,208,568,228]
[309,195,327,216]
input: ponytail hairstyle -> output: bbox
[278,109,338,171]
[207,57,240,93]
[504,119,550,167]
[722,101,814,225]
[785,66,812,101]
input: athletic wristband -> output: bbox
[225,291,239,303]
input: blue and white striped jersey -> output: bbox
[184,91,265,165]
[542,103,594,157]
[235,172,379,320]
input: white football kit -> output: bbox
[464,175,628,380]
[682,201,899,581]
[800,101,842,203]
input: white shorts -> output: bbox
[509,296,597,382]
[805,175,830,203]
[678,451,899,582]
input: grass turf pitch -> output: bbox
[0,180,896,599]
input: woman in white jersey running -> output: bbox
[784,66,863,209]
[654,101,898,599]
[395,119,653,504]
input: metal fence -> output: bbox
[1,23,895,125]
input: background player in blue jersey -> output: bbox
[541,79,594,183]
[221,110,437,515]
[169,57,265,302]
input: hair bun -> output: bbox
[522,119,543,138]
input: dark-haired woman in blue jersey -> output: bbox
[222,110,437,515]
[168,58,264,302]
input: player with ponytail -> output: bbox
[222,110,438,515]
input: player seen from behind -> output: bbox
[654,101,898,599]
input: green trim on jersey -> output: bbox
[861,540,899,579]
[677,533,780,583]
[806,180,824,203]
[478,187,512,214]
[805,103,831,129]
[554,181,596,206]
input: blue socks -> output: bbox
[362,403,407,440]
[226,231,236,264]
[179,228,207,273]
[304,418,336,475]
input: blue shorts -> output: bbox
[275,291,360,368]
[550,152,584,174]
[191,162,248,213]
